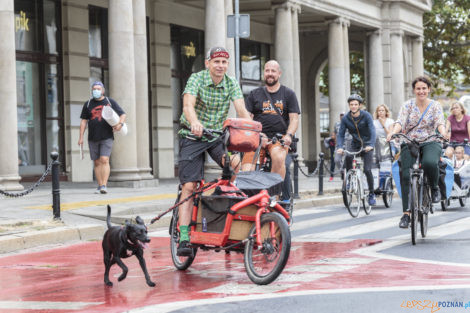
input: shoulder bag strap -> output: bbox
[405,100,434,135]
[263,87,288,129]
[349,112,364,146]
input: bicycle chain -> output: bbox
[0,161,53,198]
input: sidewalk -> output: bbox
[0,171,343,254]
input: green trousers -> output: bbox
[399,142,442,212]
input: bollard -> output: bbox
[292,153,299,199]
[50,152,61,220]
[318,152,324,195]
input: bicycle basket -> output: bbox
[198,194,246,233]
[223,118,262,152]
[235,171,283,196]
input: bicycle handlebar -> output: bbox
[343,147,364,156]
[391,133,447,144]
[186,128,224,140]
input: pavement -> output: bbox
[0,169,343,254]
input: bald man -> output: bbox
[241,60,300,199]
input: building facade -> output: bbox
[0,0,431,190]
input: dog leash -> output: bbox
[149,180,217,225]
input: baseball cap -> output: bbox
[206,47,230,60]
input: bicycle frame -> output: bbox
[187,177,290,248]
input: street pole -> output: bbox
[234,0,240,82]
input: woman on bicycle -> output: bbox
[446,101,470,155]
[337,94,377,206]
[387,76,447,229]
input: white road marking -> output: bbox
[127,284,470,313]
[0,301,102,310]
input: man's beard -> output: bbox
[265,77,278,87]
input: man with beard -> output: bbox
[241,60,300,190]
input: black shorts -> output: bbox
[178,137,225,184]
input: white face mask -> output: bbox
[92,89,102,99]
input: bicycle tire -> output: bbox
[342,170,352,209]
[383,177,394,208]
[420,185,430,238]
[410,175,419,245]
[362,177,372,215]
[440,198,449,211]
[244,212,291,285]
[170,198,197,270]
[347,174,361,218]
[459,196,467,207]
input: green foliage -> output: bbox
[423,0,470,96]
[319,51,365,100]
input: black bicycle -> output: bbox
[391,133,447,245]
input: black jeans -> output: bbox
[344,144,374,193]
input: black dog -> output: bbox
[102,205,155,287]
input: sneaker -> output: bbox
[329,176,334,181]
[431,187,440,203]
[177,240,192,256]
[100,185,107,194]
[94,186,101,194]
[399,214,410,228]
[278,199,291,210]
[368,193,376,206]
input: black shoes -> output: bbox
[176,240,192,257]
[399,214,411,228]
[431,187,441,203]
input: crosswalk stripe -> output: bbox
[0,301,103,310]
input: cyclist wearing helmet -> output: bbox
[337,94,377,205]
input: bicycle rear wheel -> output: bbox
[244,212,291,285]
[347,174,361,218]
[170,201,197,270]
[383,177,394,208]
[410,176,419,245]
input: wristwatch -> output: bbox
[120,122,124,126]
[287,133,294,139]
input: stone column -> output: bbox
[0,0,22,191]
[342,19,351,98]
[367,29,384,113]
[390,30,405,117]
[274,3,294,89]
[133,0,153,181]
[412,36,424,79]
[108,0,140,184]
[224,0,237,118]
[205,0,225,53]
[327,18,346,132]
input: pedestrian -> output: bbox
[324,133,336,181]
[333,112,351,180]
[78,81,126,194]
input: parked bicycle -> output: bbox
[341,147,372,218]
[391,133,447,245]
[164,125,291,285]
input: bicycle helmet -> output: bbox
[347,94,363,104]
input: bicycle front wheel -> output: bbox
[342,170,352,209]
[420,185,431,238]
[383,177,394,208]
[244,212,291,285]
[409,176,420,245]
[347,174,361,218]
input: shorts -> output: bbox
[241,141,288,167]
[88,138,113,160]
[178,137,225,184]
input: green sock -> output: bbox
[179,225,190,243]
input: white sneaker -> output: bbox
[100,185,107,194]
[94,186,101,194]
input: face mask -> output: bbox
[92,89,102,99]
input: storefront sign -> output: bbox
[182,42,196,58]
[15,11,29,32]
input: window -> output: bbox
[240,39,270,81]
[15,0,63,176]
[88,6,108,87]
[320,112,329,133]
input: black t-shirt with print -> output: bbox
[80,97,125,142]
[245,85,301,138]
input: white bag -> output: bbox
[102,105,128,136]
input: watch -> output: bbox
[120,122,124,126]
[287,133,294,139]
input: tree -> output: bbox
[423,0,470,96]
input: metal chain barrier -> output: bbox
[0,160,53,198]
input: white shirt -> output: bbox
[373,118,394,138]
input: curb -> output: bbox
[0,225,104,254]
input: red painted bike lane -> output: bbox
[0,238,469,313]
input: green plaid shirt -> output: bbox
[179,69,243,141]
